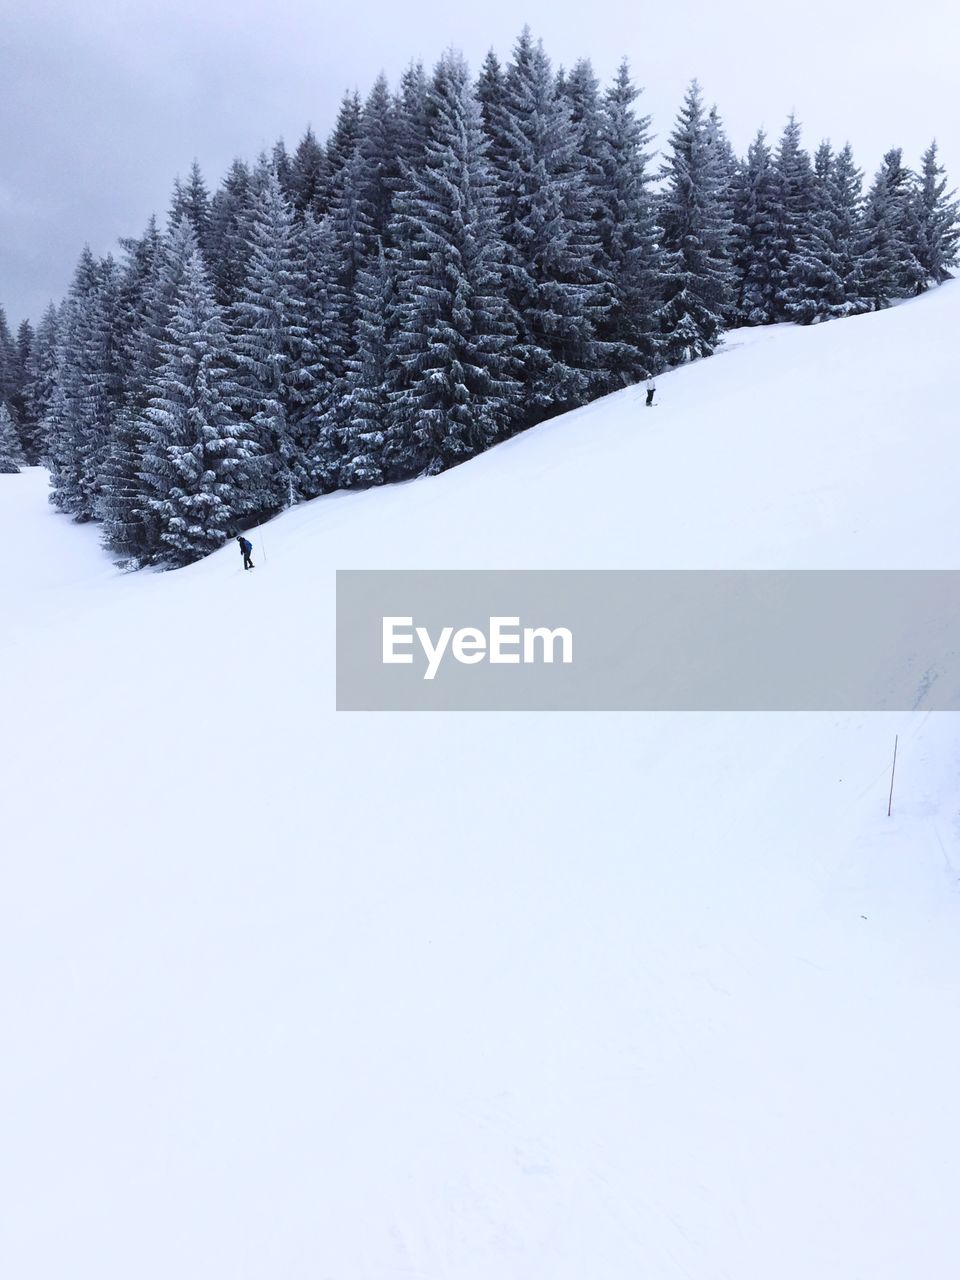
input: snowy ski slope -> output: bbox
[2,282,960,1280]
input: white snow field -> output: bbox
[3,283,960,1280]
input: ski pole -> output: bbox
[887,734,898,817]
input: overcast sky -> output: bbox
[2,0,957,326]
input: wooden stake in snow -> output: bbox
[887,734,899,817]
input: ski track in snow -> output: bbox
[2,283,960,1280]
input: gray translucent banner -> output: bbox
[336,570,960,711]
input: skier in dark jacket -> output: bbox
[237,535,255,570]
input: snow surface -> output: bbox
[2,284,960,1279]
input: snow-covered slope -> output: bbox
[2,285,960,1280]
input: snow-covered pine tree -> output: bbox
[337,240,396,487]
[79,256,124,520]
[98,220,167,559]
[296,211,352,494]
[230,169,315,513]
[0,306,16,421]
[493,28,607,419]
[12,320,37,460]
[911,141,959,287]
[0,403,25,473]
[476,50,508,170]
[206,159,254,305]
[358,74,401,250]
[559,59,604,173]
[132,217,198,413]
[783,142,869,323]
[139,249,256,565]
[327,141,373,290]
[290,127,328,218]
[323,146,373,399]
[388,50,519,475]
[394,63,430,172]
[558,57,628,380]
[830,143,870,313]
[0,311,33,462]
[45,249,122,520]
[42,280,85,510]
[885,150,926,296]
[706,105,739,195]
[730,130,785,325]
[324,91,364,206]
[857,149,924,309]
[169,161,211,249]
[594,59,662,382]
[770,115,815,318]
[706,105,738,329]
[24,303,59,464]
[115,217,164,410]
[783,141,841,323]
[656,80,734,362]
[273,139,295,204]
[98,403,150,561]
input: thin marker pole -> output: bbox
[887,735,899,818]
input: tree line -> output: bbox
[0,31,956,564]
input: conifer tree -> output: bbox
[707,105,739,194]
[0,317,36,461]
[337,242,396,487]
[290,127,328,218]
[115,217,165,409]
[80,256,124,519]
[45,249,122,520]
[0,306,16,417]
[95,220,166,559]
[135,217,199,403]
[324,91,363,200]
[13,320,33,422]
[493,29,607,417]
[206,159,254,305]
[559,59,605,175]
[784,142,869,323]
[657,80,734,362]
[394,63,430,170]
[0,403,25,473]
[730,130,783,325]
[169,161,211,248]
[830,143,870,312]
[389,51,519,475]
[25,303,59,463]
[297,211,352,493]
[272,139,295,203]
[358,74,401,248]
[139,250,255,565]
[770,115,816,317]
[858,149,924,308]
[594,59,662,380]
[231,170,316,511]
[324,149,371,369]
[85,218,194,551]
[911,141,959,286]
[98,405,148,561]
[476,50,508,166]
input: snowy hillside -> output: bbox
[3,285,960,1280]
